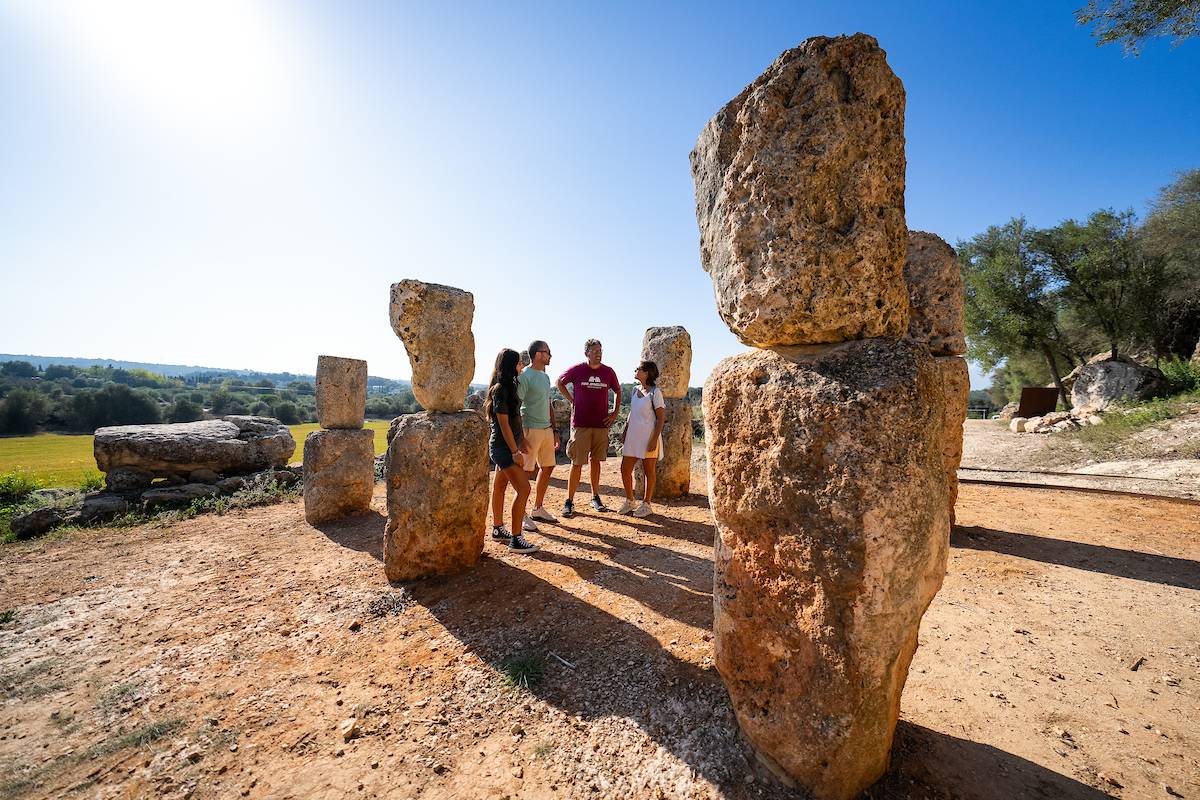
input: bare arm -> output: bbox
[556,379,574,405]
[647,404,666,452]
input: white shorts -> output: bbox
[523,427,556,470]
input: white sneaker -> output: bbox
[522,517,539,532]
[617,499,636,514]
[633,502,652,518]
[530,506,558,523]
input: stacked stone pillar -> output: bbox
[691,35,951,800]
[384,280,488,581]
[303,356,374,524]
[634,326,693,499]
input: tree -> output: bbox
[959,218,1080,405]
[0,388,50,434]
[1077,0,1200,53]
[274,401,300,424]
[68,385,160,431]
[168,397,203,423]
[0,361,38,379]
[1142,169,1200,358]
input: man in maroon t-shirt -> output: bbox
[555,338,622,517]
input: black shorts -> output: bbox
[490,443,515,470]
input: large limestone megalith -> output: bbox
[384,411,488,581]
[635,397,692,500]
[935,356,969,522]
[690,34,908,348]
[389,280,475,413]
[904,232,966,356]
[641,326,692,399]
[704,341,948,799]
[316,355,368,430]
[303,428,374,524]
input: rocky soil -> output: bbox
[1,457,1197,799]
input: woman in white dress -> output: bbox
[619,360,666,518]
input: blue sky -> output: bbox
[1,1,1196,390]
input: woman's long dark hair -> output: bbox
[484,348,521,425]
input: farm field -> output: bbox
[0,420,392,487]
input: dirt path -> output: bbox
[1,461,1198,799]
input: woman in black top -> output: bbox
[485,348,539,553]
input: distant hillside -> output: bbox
[0,354,410,388]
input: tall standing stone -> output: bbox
[316,356,368,430]
[935,356,969,523]
[634,397,693,500]
[640,326,692,399]
[389,280,475,413]
[690,34,908,349]
[303,428,375,524]
[384,411,489,581]
[704,341,948,800]
[904,232,966,356]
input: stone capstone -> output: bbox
[690,34,908,348]
[1070,357,1168,410]
[384,411,488,581]
[94,417,295,478]
[935,356,969,522]
[389,280,475,413]
[640,327,692,399]
[303,428,375,524]
[634,397,693,499]
[904,232,966,355]
[703,340,948,800]
[316,355,368,430]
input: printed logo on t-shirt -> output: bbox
[581,376,608,390]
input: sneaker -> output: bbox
[530,506,558,523]
[617,499,636,515]
[633,502,653,518]
[491,525,513,541]
[508,535,540,554]
[591,495,611,513]
[562,500,575,518]
[522,517,539,532]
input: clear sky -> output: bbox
[1,1,1196,390]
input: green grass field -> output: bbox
[0,420,393,488]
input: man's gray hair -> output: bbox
[584,338,602,353]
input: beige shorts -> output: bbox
[567,426,608,465]
[523,427,556,470]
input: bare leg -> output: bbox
[567,464,583,502]
[491,468,510,527]
[534,465,554,509]
[643,458,658,504]
[504,465,531,534]
[620,456,637,500]
[589,459,602,498]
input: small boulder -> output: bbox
[105,467,153,492]
[389,281,475,413]
[188,469,221,484]
[1009,417,1028,434]
[1070,357,1168,410]
[640,327,692,399]
[316,355,368,430]
[77,493,129,524]
[10,507,65,538]
[140,483,220,510]
[215,476,247,495]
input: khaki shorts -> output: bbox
[523,427,557,470]
[567,426,608,465]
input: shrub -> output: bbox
[69,385,161,431]
[1160,357,1200,395]
[168,397,203,423]
[0,471,44,505]
[0,388,50,434]
[274,401,300,424]
[79,472,104,492]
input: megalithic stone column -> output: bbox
[304,356,373,524]
[691,34,949,800]
[385,281,488,581]
[635,327,693,498]
[904,231,969,523]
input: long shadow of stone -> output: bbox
[311,510,386,561]
[868,721,1116,800]
[952,525,1200,590]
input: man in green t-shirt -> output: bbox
[517,339,559,528]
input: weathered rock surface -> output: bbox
[384,411,488,581]
[1009,416,1028,434]
[303,429,375,524]
[78,493,129,524]
[905,232,966,355]
[935,356,969,522]
[94,417,295,478]
[389,281,475,413]
[141,483,220,509]
[640,327,692,399]
[316,355,368,430]
[703,340,948,800]
[635,398,693,499]
[1070,357,1168,410]
[105,467,153,492]
[690,34,908,348]
[10,506,65,538]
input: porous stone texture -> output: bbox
[94,417,295,478]
[105,467,153,492]
[1071,357,1168,410]
[303,428,374,524]
[141,483,220,510]
[389,281,475,413]
[316,355,368,430]
[384,411,488,581]
[690,34,908,348]
[935,356,969,523]
[703,340,948,800]
[640,327,692,399]
[905,232,966,355]
[635,398,693,499]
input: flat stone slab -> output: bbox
[94,416,295,477]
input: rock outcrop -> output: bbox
[1070,357,1168,410]
[384,411,489,581]
[690,34,908,348]
[704,341,947,799]
[94,416,295,480]
[316,356,368,430]
[640,327,692,399]
[389,281,475,413]
[905,232,966,356]
[303,428,374,524]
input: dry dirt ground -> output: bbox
[1,457,1198,800]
